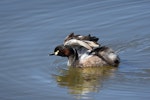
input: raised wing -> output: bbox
[64,33,100,50]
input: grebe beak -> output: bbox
[49,53,54,56]
[49,50,59,56]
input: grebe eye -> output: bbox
[54,50,59,55]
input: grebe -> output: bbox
[50,33,120,67]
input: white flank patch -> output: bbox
[80,53,92,60]
[108,53,117,60]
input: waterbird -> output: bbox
[50,33,120,67]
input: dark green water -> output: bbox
[0,0,150,100]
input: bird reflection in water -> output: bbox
[52,66,117,98]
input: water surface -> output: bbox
[0,0,150,100]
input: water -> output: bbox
[0,0,150,100]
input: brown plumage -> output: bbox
[50,33,120,67]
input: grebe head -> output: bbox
[49,45,75,57]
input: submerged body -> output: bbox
[50,33,120,67]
